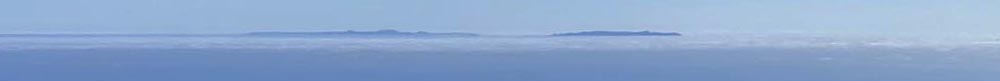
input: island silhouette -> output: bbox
[245,30,681,37]
[246,29,479,37]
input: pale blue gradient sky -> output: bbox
[1,0,998,36]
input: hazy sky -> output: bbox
[1,0,998,35]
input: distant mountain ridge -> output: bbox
[552,31,681,36]
[246,29,479,37]
[0,30,682,37]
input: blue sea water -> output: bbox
[3,36,1000,81]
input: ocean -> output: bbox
[3,35,1000,81]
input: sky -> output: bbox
[1,0,998,36]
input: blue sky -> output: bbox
[1,0,998,36]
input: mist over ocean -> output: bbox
[5,0,999,80]
[3,34,1000,81]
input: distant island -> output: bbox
[551,31,681,36]
[246,30,479,37]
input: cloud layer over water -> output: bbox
[2,35,999,52]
